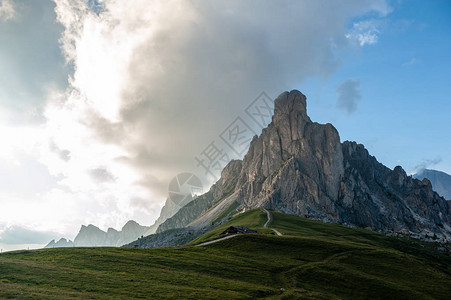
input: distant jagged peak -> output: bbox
[44,237,74,248]
[107,227,119,234]
[121,220,142,231]
[80,224,104,233]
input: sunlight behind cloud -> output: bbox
[0,0,15,22]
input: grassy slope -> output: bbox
[0,210,450,299]
[190,209,273,244]
[210,200,241,226]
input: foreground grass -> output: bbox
[1,210,450,299]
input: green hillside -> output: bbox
[0,210,450,299]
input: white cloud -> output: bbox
[1,0,392,241]
[0,0,15,22]
[346,20,382,46]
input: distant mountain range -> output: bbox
[45,195,195,248]
[414,169,451,200]
[136,90,451,247]
[45,220,150,248]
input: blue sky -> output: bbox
[301,0,451,175]
[0,0,450,250]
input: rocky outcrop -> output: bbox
[236,91,344,218]
[414,169,451,200]
[154,90,451,240]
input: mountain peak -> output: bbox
[122,220,140,231]
[273,90,310,124]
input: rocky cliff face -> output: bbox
[236,91,344,218]
[155,90,451,240]
[414,169,451,200]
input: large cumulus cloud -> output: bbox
[1,0,391,239]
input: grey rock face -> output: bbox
[236,90,344,219]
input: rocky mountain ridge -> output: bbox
[45,220,150,248]
[153,90,451,241]
[414,169,451,200]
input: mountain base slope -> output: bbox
[1,210,450,299]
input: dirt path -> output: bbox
[262,208,282,236]
[195,234,237,247]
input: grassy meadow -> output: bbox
[0,210,450,299]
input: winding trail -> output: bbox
[196,208,282,247]
[262,208,283,236]
[195,234,237,247]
